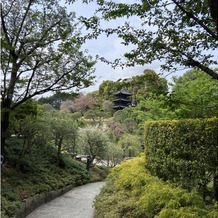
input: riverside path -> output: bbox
[26,181,105,218]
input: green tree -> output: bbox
[106,142,123,167]
[102,100,114,116]
[118,133,142,158]
[79,127,109,165]
[78,0,217,79]
[170,69,218,118]
[11,115,47,169]
[10,99,38,129]
[143,94,176,120]
[130,70,168,105]
[46,111,78,166]
[1,0,95,152]
[130,69,218,121]
[142,70,168,96]
[98,80,121,101]
[113,110,127,123]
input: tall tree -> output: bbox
[1,0,96,151]
[129,70,168,104]
[76,0,218,79]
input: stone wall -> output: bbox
[13,184,74,218]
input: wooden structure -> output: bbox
[112,89,132,110]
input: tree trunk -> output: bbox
[1,59,19,153]
[1,100,11,154]
[16,138,28,170]
[57,138,63,166]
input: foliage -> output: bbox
[170,69,218,118]
[45,111,78,166]
[1,0,96,151]
[138,69,218,121]
[1,134,109,218]
[98,80,122,101]
[37,92,78,109]
[97,70,168,107]
[141,69,168,97]
[142,94,176,120]
[105,119,128,141]
[90,165,111,182]
[106,142,123,167]
[10,99,38,120]
[1,140,90,217]
[9,99,40,138]
[96,69,169,134]
[113,110,127,123]
[78,0,218,79]
[118,134,143,158]
[79,127,109,164]
[94,155,218,218]
[60,94,96,115]
[102,100,114,115]
[144,118,218,202]
[84,109,108,126]
[11,116,47,169]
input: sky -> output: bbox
[67,1,185,93]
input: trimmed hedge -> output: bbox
[144,118,218,202]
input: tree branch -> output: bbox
[185,57,218,80]
[14,0,33,47]
[172,0,217,40]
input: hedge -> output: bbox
[144,118,218,202]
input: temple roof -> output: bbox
[113,89,132,96]
[113,98,131,103]
[112,105,127,110]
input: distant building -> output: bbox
[112,89,132,110]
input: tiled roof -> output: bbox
[113,89,132,96]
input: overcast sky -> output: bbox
[67,1,185,93]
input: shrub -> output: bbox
[1,197,19,218]
[94,155,218,218]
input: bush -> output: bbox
[90,165,111,182]
[1,197,19,218]
[94,155,218,218]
